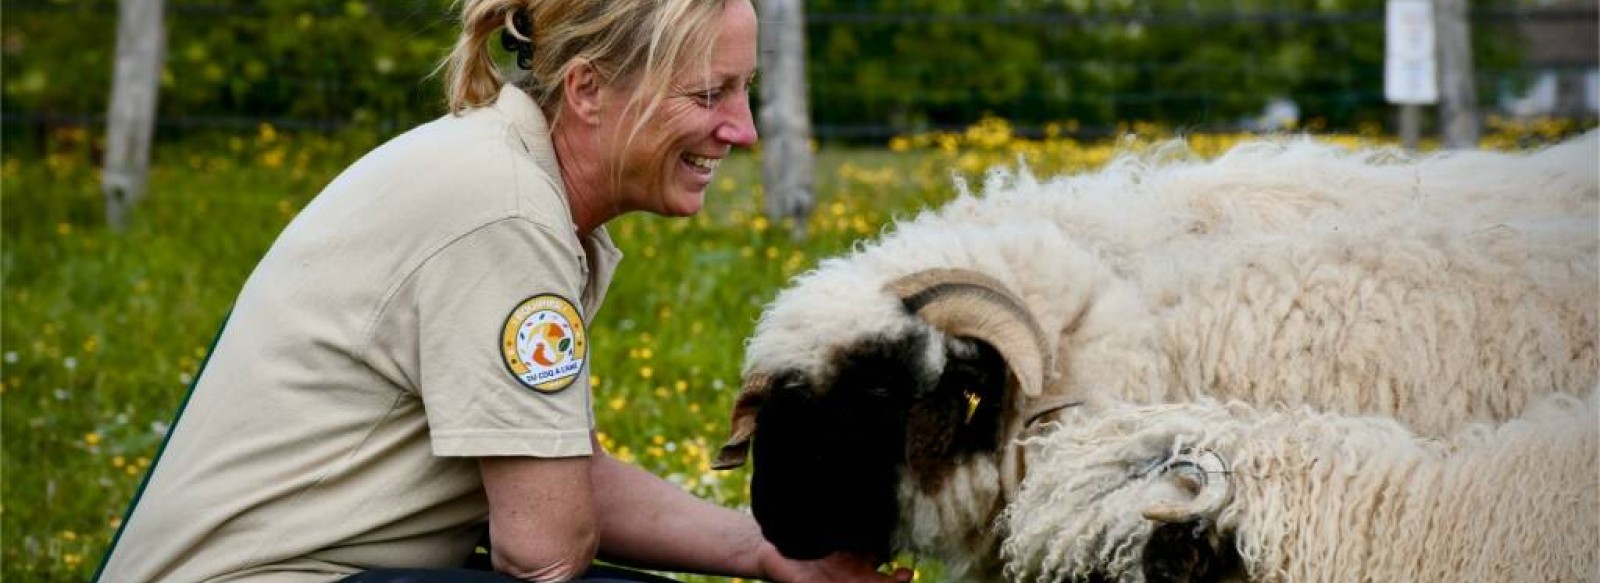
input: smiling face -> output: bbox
[600,0,759,217]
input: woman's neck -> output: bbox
[550,124,617,238]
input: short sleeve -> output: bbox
[413,217,595,458]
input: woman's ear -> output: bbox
[561,60,604,126]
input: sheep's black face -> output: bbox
[750,331,1011,561]
[751,334,925,561]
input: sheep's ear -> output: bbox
[712,372,773,470]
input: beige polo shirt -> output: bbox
[99,86,623,582]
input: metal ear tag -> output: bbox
[963,390,982,424]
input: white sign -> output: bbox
[1385,0,1438,104]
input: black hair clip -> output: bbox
[500,10,534,70]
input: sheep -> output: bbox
[1001,391,1599,582]
[710,133,1599,574]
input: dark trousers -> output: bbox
[337,564,680,582]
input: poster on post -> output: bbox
[1385,0,1439,105]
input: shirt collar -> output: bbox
[494,84,563,185]
[493,84,624,265]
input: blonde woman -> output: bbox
[97,2,909,582]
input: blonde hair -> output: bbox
[442,0,729,129]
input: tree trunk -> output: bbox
[1434,0,1479,149]
[759,0,814,240]
[103,0,166,231]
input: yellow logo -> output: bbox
[501,294,587,393]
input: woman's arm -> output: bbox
[480,456,599,582]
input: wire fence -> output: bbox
[3,0,1595,142]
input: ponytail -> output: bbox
[442,0,526,114]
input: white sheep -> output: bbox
[1002,391,1599,582]
[711,133,1599,574]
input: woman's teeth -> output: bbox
[684,154,721,172]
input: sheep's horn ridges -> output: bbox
[1142,449,1232,524]
[884,268,1050,397]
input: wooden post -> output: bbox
[103,0,166,231]
[1385,0,1438,151]
[1399,104,1421,151]
[1434,0,1479,149]
[759,0,814,240]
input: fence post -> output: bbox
[103,0,166,231]
[759,0,814,240]
[1434,0,1479,148]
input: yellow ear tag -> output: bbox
[963,390,982,424]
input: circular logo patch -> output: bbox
[501,294,588,393]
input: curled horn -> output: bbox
[884,268,1051,397]
[712,372,772,470]
[1142,449,1233,524]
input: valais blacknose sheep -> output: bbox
[711,134,1599,578]
[1003,391,1598,582]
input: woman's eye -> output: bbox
[694,90,721,107]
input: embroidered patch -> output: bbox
[501,294,588,393]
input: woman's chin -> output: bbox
[659,193,704,217]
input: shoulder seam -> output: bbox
[355,216,579,383]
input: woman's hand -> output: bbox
[755,543,914,583]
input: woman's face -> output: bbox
[601,0,759,218]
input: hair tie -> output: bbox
[500,10,534,70]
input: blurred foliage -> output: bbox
[3,0,1528,140]
[806,0,1526,135]
[4,0,456,132]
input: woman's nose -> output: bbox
[715,93,759,147]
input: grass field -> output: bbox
[1,116,1584,581]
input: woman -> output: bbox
[97,1,911,582]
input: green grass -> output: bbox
[0,127,957,581]
[6,118,1585,581]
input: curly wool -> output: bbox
[748,133,1598,433]
[1003,392,1600,582]
[739,133,1599,573]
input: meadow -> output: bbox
[1,116,1583,582]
